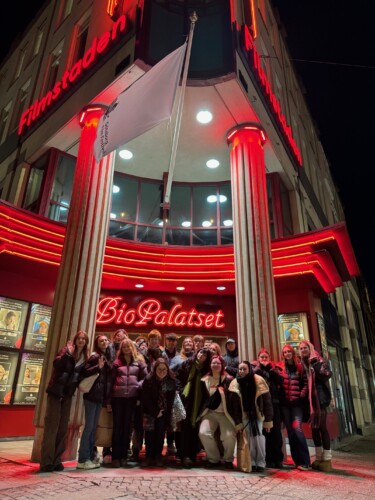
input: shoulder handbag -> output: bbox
[78,372,99,393]
[171,391,187,430]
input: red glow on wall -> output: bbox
[96,296,226,329]
[18,16,128,136]
[241,25,303,167]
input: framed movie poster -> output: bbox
[24,303,52,352]
[278,312,309,348]
[0,297,28,349]
[317,313,329,360]
[13,352,44,405]
[0,350,19,404]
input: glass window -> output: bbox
[48,154,76,223]
[166,228,190,246]
[0,102,12,144]
[137,226,162,244]
[44,42,64,93]
[22,154,48,213]
[108,221,135,240]
[138,181,163,224]
[169,184,190,227]
[219,184,232,225]
[111,175,138,222]
[192,229,218,246]
[31,23,45,59]
[192,185,217,228]
[220,228,233,245]
[13,45,28,81]
[9,80,31,133]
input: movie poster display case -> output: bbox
[0,296,51,405]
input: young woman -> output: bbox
[40,330,89,472]
[170,336,195,369]
[299,340,333,471]
[109,338,147,468]
[198,355,242,469]
[230,361,273,472]
[172,347,212,468]
[77,335,112,470]
[141,357,176,467]
[252,348,284,468]
[279,344,311,471]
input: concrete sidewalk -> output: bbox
[0,433,374,500]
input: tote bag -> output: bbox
[78,373,99,393]
[95,407,113,447]
[236,430,252,473]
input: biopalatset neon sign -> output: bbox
[242,25,303,167]
[96,297,226,329]
[18,15,128,135]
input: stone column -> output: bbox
[31,104,113,462]
[227,123,279,361]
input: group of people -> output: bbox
[39,330,333,475]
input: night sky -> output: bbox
[2,0,375,299]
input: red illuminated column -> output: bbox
[31,104,113,462]
[227,123,279,361]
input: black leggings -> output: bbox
[312,408,331,450]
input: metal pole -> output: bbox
[162,11,198,208]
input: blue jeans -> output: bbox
[281,405,311,467]
[78,399,102,463]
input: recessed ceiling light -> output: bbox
[119,149,133,160]
[113,185,120,194]
[206,159,220,169]
[207,195,217,203]
[223,219,233,226]
[219,195,227,203]
[158,220,163,226]
[217,286,226,291]
[196,110,212,124]
[176,286,185,291]
[202,220,212,227]
[182,221,191,227]
[110,213,116,219]
[135,284,144,288]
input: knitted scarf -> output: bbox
[182,360,203,427]
[237,370,259,435]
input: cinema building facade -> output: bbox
[0,0,374,454]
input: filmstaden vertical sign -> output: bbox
[96,297,225,329]
[18,15,128,135]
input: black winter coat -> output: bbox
[82,352,112,405]
[141,374,176,424]
[310,357,332,408]
[252,361,283,404]
[46,347,85,399]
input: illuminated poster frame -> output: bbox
[278,312,309,349]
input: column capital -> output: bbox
[78,103,108,128]
[227,123,267,146]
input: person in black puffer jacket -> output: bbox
[299,340,333,472]
[141,358,176,467]
[77,335,112,470]
[40,330,89,472]
[279,344,311,470]
[252,348,284,469]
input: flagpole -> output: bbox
[162,11,198,208]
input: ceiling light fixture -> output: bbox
[207,195,217,203]
[119,149,133,159]
[196,110,212,124]
[182,221,191,227]
[135,284,144,288]
[217,286,226,291]
[176,286,185,291]
[113,185,120,194]
[223,219,233,226]
[202,220,212,227]
[206,159,220,169]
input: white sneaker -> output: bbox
[76,460,100,470]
